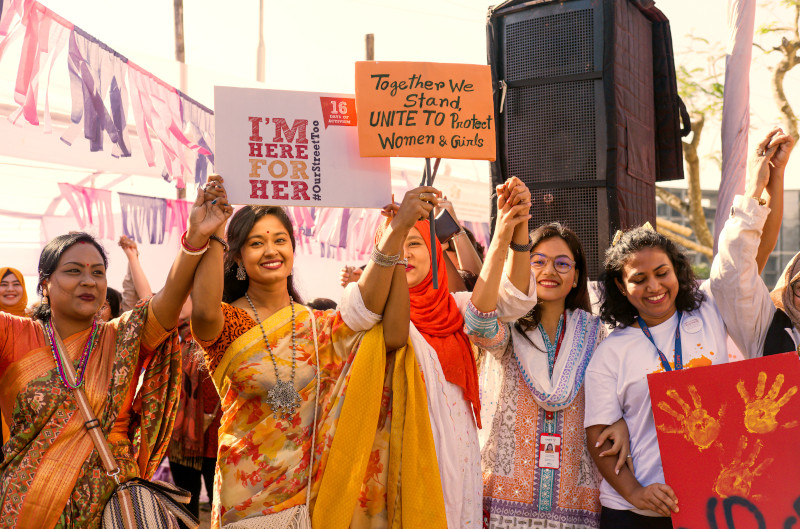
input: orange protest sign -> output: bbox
[355,61,496,161]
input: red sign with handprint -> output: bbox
[648,352,800,529]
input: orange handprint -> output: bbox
[713,436,773,498]
[656,386,723,450]
[738,371,799,434]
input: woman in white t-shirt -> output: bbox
[583,226,757,529]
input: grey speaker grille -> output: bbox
[529,187,603,279]
[505,8,594,81]
[505,81,597,184]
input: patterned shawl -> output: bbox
[514,309,605,412]
[0,300,180,529]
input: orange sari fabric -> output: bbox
[0,301,180,529]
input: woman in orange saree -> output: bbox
[0,177,233,528]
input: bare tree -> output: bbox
[755,0,800,140]
[656,40,724,261]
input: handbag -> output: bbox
[220,306,321,529]
[46,322,200,529]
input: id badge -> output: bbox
[538,433,561,469]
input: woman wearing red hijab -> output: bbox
[342,177,535,528]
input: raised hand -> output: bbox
[745,127,794,199]
[339,265,363,287]
[435,196,461,225]
[767,130,795,172]
[118,235,138,257]
[187,174,234,245]
[656,386,723,450]
[390,186,441,233]
[738,371,798,434]
[494,177,531,243]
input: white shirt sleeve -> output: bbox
[496,268,537,322]
[709,195,775,359]
[584,345,623,428]
[337,281,382,332]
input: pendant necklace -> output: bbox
[245,293,301,419]
[45,318,99,389]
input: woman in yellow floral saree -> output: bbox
[0,178,232,528]
[191,187,448,529]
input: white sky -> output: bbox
[33,0,800,190]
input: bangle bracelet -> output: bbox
[371,245,401,267]
[509,237,534,253]
[181,231,209,256]
[209,234,229,252]
[397,258,408,267]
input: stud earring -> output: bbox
[236,264,247,280]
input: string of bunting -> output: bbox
[0,0,214,188]
[51,182,490,261]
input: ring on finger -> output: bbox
[757,149,766,156]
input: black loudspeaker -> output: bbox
[487,0,684,279]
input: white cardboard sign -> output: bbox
[214,86,391,208]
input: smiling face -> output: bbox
[403,227,431,288]
[43,243,107,324]
[530,237,578,307]
[0,271,24,308]
[616,247,680,327]
[239,214,295,287]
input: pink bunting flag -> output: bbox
[57,183,115,240]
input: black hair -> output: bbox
[222,206,304,305]
[1,270,14,281]
[106,287,122,319]
[462,226,485,260]
[515,222,592,343]
[33,232,108,321]
[307,297,337,311]
[458,269,478,292]
[599,226,705,328]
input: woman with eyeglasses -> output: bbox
[711,127,798,356]
[479,222,629,529]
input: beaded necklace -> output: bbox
[245,293,301,419]
[45,318,99,389]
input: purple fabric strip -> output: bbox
[118,192,167,244]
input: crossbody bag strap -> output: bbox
[43,322,123,482]
[304,306,321,508]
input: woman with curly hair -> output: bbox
[583,225,761,529]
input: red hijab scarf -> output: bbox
[408,220,481,427]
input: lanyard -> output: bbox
[637,312,682,372]
[542,310,568,422]
[552,310,567,365]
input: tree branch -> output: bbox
[657,226,713,258]
[655,187,690,218]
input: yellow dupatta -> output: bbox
[314,325,447,529]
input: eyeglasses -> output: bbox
[530,253,576,274]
